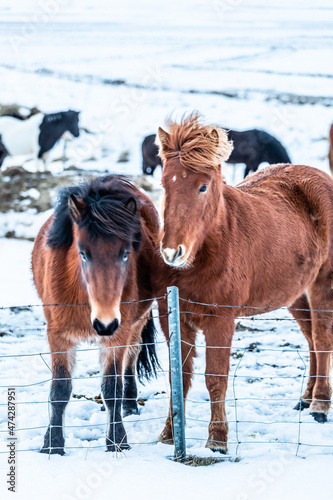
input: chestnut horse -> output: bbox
[153,112,333,454]
[329,123,333,176]
[32,175,160,454]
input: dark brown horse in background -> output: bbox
[32,175,160,454]
[153,112,333,454]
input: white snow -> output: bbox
[1,0,333,498]
[20,188,40,200]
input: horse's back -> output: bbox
[0,114,42,155]
[237,163,332,195]
[236,164,333,252]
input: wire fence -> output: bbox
[1,291,333,460]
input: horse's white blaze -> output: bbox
[162,247,177,262]
[161,246,188,267]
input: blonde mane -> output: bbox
[156,112,233,173]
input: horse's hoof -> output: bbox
[40,446,65,455]
[205,440,228,454]
[157,428,174,445]
[106,442,131,452]
[294,399,310,411]
[310,412,327,423]
[123,406,139,418]
[211,447,227,455]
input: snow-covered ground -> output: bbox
[1,1,333,499]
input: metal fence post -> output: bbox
[167,286,186,462]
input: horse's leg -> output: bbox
[42,155,48,172]
[204,318,234,454]
[40,336,75,455]
[100,344,130,451]
[158,318,197,445]
[308,278,333,422]
[243,164,251,178]
[288,293,316,410]
[123,345,140,417]
[244,161,258,178]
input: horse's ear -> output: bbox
[125,197,137,215]
[206,127,233,161]
[206,128,219,146]
[157,127,170,149]
[68,193,84,221]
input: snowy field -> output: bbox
[1,1,333,499]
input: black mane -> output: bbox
[47,175,142,250]
[42,112,63,124]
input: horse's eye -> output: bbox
[199,185,207,193]
[79,251,88,262]
[123,250,130,262]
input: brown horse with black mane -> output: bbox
[153,112,333,454]
[32,175,160,454]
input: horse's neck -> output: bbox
[24,113,44,131]
[57,121,67,138]
[66,243,88,301]
[46,121,67,142]
[196,185,245,265]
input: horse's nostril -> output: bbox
[93,318,119,336]
[177,246,183,259]
[109,318,119,335]
[93,318,105,335]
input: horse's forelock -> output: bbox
[158,112,233,174]
[77,180,142,245]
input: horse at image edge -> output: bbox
[0,110,80,170]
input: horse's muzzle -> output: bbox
[93,318,119,336]
[161,244,187,267]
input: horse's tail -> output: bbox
[266,135,291,164]
[137,309,161,382]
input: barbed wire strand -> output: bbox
[178,297,333,315]
[0,295,167,311]
[1,296,333,458]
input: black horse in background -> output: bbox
[141,129,291,178]
[227,129,291,177]
[142,134,162,175]
[0,135,9,168]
